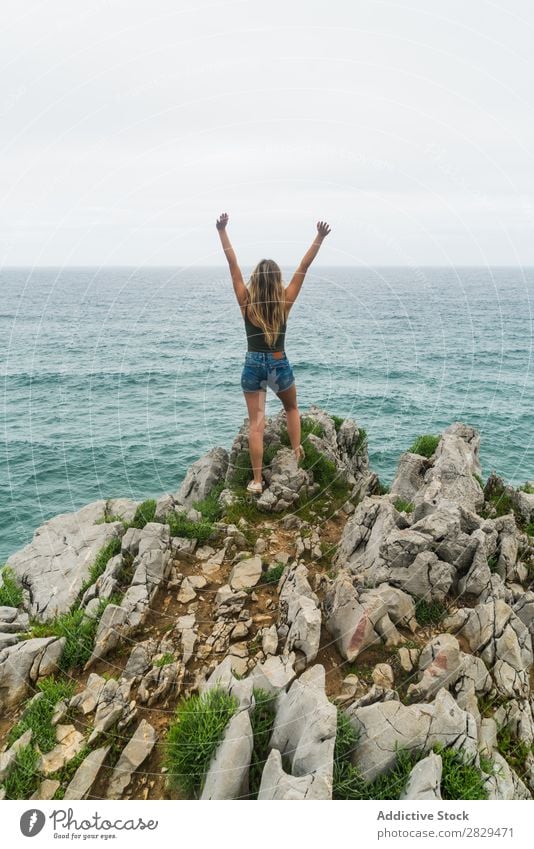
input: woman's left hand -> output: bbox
[216,212,229,231]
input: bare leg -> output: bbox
[277,384,303,461]
[243,390,266,484]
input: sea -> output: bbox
[1,266,533,562]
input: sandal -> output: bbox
[246,480,263,495]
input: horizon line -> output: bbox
[2,264,534,270]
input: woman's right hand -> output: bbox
[316,220,331,239]
[216,212,229,231]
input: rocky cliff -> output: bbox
[0,407,533,801]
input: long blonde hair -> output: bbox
[246,259,286,347]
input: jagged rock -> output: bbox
[0,633,20,650]
[261,625,278,656]
[0,637,65,710]
[69,673,107,714]
[412,423,484,517]
[138,659,182,706]
[177,576,197,604]
[81,554,123,607]
[372,663,394,689]
[398,647,419,672]
[106,719,157,799]
[229,556,262,590]
[324,573,381,661]
[201,656,254,709]
[201,709,254,800]
[269,665,335,797]
[0,729,32,782]
[0,607,29,634]
[493,700,534,746]
[478,718,498,757]
[88,526,171,666]
[258,748,327,800]
[5,500,125,621]
[64,746,110,799]
[256,448,310,512]
[407,634,464,701]
[175,615,197,665]
[445,600,532,698]
[400,752,442,800]
[174,447,228,508]
[279,564,321,665]
[390,453,429,502]
[40,724,85,775]
[510,485,534,524]
[251,654,296,694]
[334,674,360,705]
[30,779,61,800]
[121,526,143,557]
[350,686,399,710]
[215,584,247,619]
[484,752,531,800]
[348,688,477,782]
[360,584,417,632]
[88,678,134,743]
[122,640,159,681]
[389,551,455,602]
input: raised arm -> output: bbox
[285,220,331,309]
[216,212,248,307]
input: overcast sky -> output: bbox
[1,0,534,267]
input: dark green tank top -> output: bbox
[244,304,286,352]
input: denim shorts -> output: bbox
[241,351,295,394]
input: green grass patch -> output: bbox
[86,537,122,587]
[2,744,41,799]
[473,474,485,488]
[29,598,115,671]
[393,498,414,513]
[130,498,157,529]
[261,562,286,585]
[193,482,224,523]
[333,710,487,800]
[227,450,254,490]
[524,522,534,537]
[354,427,367,454]
[154,652,175,668]
[488,555,499,573]
[0,566,23,608]
[166,511,214,543]
[520,482,534,494]
[7,677,75,753]
[165,688,238,798]
[409,434,440,458]
[415,598,448,626]
[436,745,487,800]
[247,688,277,798]
[496,726,531,776]
[332,415,345,432]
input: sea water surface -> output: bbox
[1,266,533,561]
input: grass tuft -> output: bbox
[409,434,440,458]
[166,511,214,543]
[2,744,41,800]
[154,652,175,668]
[130,499,157,529]
[415,598,448,626]
[193,483,224,523]
[436,745,487,800]
[261,563,286,585]
[247,688,277,798]
[165,688,238,798]
[86,537,122,587]
[29,598,115,671]
[0,566,23,608]
[331,415,345,433]
[393,498,414,513]
[7,677,75,753]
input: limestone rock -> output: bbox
[0,729,32,782]
[229,556,262,590]
[251,654,296,695]
[400,752,442,800]
[0,637,65,710]
[64,746,110,799]
[269,665,335,794]
[5,500,124,621]
[258,748,329,800]
[40,724,85,776]
[174,447,228,508]
[106,719,157,799]
[201,709,253,800]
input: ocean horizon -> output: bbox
[1,265,533,562]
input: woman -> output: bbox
[216,212,331,494]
